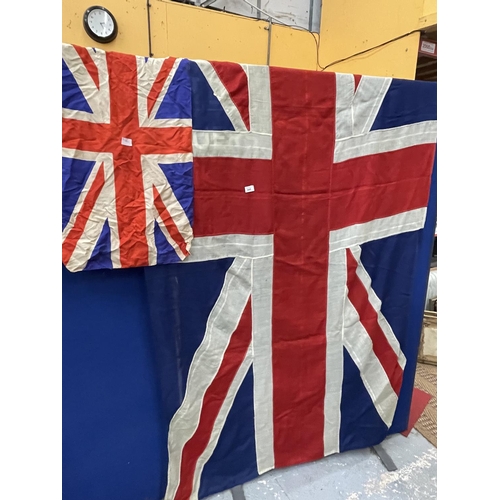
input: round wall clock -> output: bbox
[83,6,118,43]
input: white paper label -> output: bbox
[244,185,255,193]
[420,41,436,55]
[121,137,133,146]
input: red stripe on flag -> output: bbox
[107,51,150,268]
[193,157,273,237]
[353,74,362,92]
[147,58,177,117]
[212,62,251,131]
[62,120,192,156]
[152,185,189,257]
[62,162,106,266]
[270,68,336,467]
[346,249,403,394]
[135,126,192,155]
[174,299,253,500]
[62,120,109,149]
[330,144,436,231]
[73,45,100,89]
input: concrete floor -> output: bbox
[206,429,437,500]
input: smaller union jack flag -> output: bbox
[62,44,194,272]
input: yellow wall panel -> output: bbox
[162,2,268,64]
[323,32,421,80]
[422,0,437,18]
[320,0,421,58]
[148,0,169,57]
[62,0,433,79]
[269,24,318,70]
[62,0,149,56]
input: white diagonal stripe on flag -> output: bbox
[335,73,391,140]
[352,76,392,136]
[182,235,276,474]
[165,257,252,500]
[194,60,247,132]
[349,246,406,371]
[141,154,193,263]
[62,44,110,123]
[342,296,399,427]
[62,150,120,272]
[192,62,272,159]
[136,56,192,128]
[189,347,253,500]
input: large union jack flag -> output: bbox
[62,44,194,272]
[62,47,437,500]
[154,61,437,500]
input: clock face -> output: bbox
[83,7,118,43]
[87,8,114,38]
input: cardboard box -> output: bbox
[418,309,437,365]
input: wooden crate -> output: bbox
[418,309,437,365]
